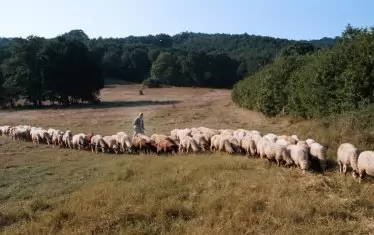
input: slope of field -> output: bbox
[1,85,374,235]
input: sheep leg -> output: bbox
[359,171,365,184]
[343,165,347,175]
[338,162,342,173]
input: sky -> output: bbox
[1,0,373,40]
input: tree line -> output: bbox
[232,24,374,118]
[0,30,335,108]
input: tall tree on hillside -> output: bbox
[1,36,46,106]
[151,52,179,84]
[43,36,104,104]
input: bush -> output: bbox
[232,24,374,118]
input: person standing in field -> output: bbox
[133,112,145,139]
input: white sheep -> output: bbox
[218,138,235,154]
[210,134,222,152]
[241,137,256,157]
[179,135,200,153]
[287,144,311,174]
[352,151,374,183]
[306,138,316,147]
[103,135,119,154]
[117,132,133,153]
[337,143,359,174]
[309,142,327,172]
[263,133,277,143]
[262,141,293,167]
[192,133,209,151]
[31,131,42,145]
[72,133,87,150]
[90,135,107,153]
[63,130,73,149]
[275,138,290,147]
[52,132,64,148]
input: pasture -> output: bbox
[1,84,374,235]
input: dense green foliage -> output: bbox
[0,34,103,108]
[232,25,374,118]
[0,30,334,108]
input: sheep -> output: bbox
[277,135,298,145]
[63,130,73,149]
[218,138,235,154]
[197,127,219,135]
[337,143,359,174]
[177,129,192,139]
[132,136,150,154]
[352,151,374,183]
[220,129,234,137]
[38,130,52,145]
[156,139,178,155]
[90,135,107,153]
[190,127,201,136]
[136,133,153,143]
[179,135,200,153]
[257,137,270,158]
[11,128,29,141]
[168,135,180,146]
[103,135,119,154]
[263,133,277,143]
[151,134,170,145]
[306,138,316,147]
[170,129,179,140]
[52,132,64,148]
[309,142,327,172]
[202,131,216,144]
[210,134,222,152]
[287,145,311,174]
[240,137,256,157]
[117,132,133,153]
[72,134,88,150]
[291,135,300,141]
[251,133,262,146]
[297,140,309,150]
[192,133,209,151]
[262,141,293,167]
[222,136,243,153]
[233,129,250,139]
[31,131,42,145]
[275,138,290,147]
[0,126,11,136]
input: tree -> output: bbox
[232,24,374,118]
[151,52,179,84]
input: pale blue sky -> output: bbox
[1,0,373,40]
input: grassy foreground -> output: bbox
[1,85,374,234]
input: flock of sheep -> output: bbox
[0,125,373,183]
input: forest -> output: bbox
[0,30,334,108]
[232,24,374,118]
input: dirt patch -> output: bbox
[0,85,270,135]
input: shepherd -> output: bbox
[133,112,145,139]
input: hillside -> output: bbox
[1,85,374,234]
[233,24,374,121]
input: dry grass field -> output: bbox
[1,84,374,235]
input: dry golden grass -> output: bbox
[1,84,374,235]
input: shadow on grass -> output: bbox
[2,100,181,111]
